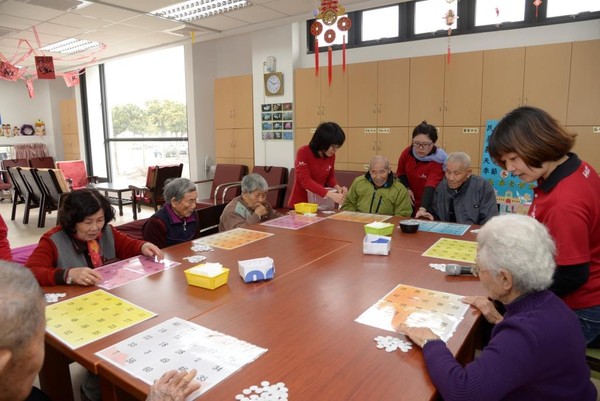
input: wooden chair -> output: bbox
[1,159,29,203]
[252,166,288,209]
[15,167,43,226]
[196,203,227,237]
[335,170,364,190]
[129,164,184,220]
[4,166,27,220]
[28,156,55,169]
[34,168,69,227]
[55,160,98,190]
[195,164,248,208]
[280,167,295,211]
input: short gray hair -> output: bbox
[477,214,555,293]
[164,178,197,202]
[370,155,390,170]
[242,173,268,193]
[0,262,45,353]
[446,152,471,168]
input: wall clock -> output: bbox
[264,72,283,96]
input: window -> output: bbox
[414,0,458,35]
[547,0,600,18]
[83,46,189,183]
[362,5,400,41]
[475,0,525,26]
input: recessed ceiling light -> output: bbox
[39,38,103,54]
[151,0,251,22]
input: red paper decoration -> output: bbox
[533,0,542,18]
[312,0,351,84]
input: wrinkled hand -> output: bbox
[254,204,268,219]
[146,369,200,401]
[395,325,440,348]
[408,189,415,206]
[335,185,348,196]
[462,296,504,324]
[415,209,434,220]
[142,242,165,260]
[68,267,102,286]
[327,190,345,205]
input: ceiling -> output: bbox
[0,0,400,76]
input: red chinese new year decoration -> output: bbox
[533,0,542,18]
[312,0,351,85]
[443,2,458,64]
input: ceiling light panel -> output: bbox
[152,0,251,22]
[39,37,103,54]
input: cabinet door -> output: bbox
[215,129,235,159]
[444,51,483,127]
[214,78,235,129]
[232,75,253,129]
[567,40,600,126]
[321,65,348,126]
[523,43,572,124]
[348,62,378,127]
[377,127,410,173]
[441,127,482,175]
[294,127,315,155]
[346,127,377,170]
[409,55,445,127]
[295,68,322,128]
[481,47,525,124]
[570,126,600,172]
[233,128,254,159]
[60,98,77,134]
[378,59,409,127]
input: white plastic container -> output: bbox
[307,188,336,211]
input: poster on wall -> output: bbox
[261,102,293,141]
[481,120,534,210]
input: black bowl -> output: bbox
[399,220,420,233]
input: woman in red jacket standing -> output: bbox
[288,121,348,208]
[397,121,447,216]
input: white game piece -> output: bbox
[374,335,413,353]
[45,293,66,303]
[428,263,447,272]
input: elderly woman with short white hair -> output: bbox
[218,173,282,232]
[397,214,597,401]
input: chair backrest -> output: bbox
[56,160,88,189]
[144,164,184,203]
[252,165,288,209]
[282,168,295,210]
[1,159,29,169]
[34,169,67,209]
[16,167,43,204]
[196,203,227,237]
[5,166,25,201]
[28,156,55,169]
[335,170,364,190]
[211,164,248,203]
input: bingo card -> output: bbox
[96,317,267,400]
[193,228,273,250]
[355,283,470,342]
[415,221,470,236]
[328,211,392,223]
[261,214,324,230]
[422,238,477,264]
[95,256,180,290]
[46,290,156,349]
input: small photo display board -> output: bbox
[261,102,293,141]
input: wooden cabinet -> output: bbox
[346,127,409,173]
[481,47,526,124]
[440,127,482,175]
[59,98,80,160]
[294,66,348,129]
[214,75,253,129]
[570,126,600,172]
[409,55,445,127]
[523,43,572,124]
[214,75,253,168]
[215,128,254,171]
[567,40,600,126]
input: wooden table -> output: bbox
[94,182,133,216]
[41,214,484,401]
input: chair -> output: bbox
[28,156,55,169]
[55,160,98,190]
[195,164,248,208]
[15,167,43,226]
[34,168,69,227]
[586,348,600,380]
[129,163,183,220]
[4,166,27,220]
[252,166,288,209]
[196,203,227,237]
[335,170,364,190]
[0,170,11,201]
[280,167,295,212]
[1,159,29,203]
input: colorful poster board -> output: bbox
[481,119,534,205]
[45,290,156,349]
[97,317,267,399]
[355,284,469,342]
[328,211,392,223]
[422,238,477,264]
[261,214,325,230]
[95,256,180,290]
[193,228,273,250]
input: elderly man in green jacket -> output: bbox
[342,155,412,216]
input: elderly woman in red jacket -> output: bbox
[25,188,163,286]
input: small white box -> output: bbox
[238,257,275,283]
[363,234,392,256]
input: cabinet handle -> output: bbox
[321,106,325,115]
[517,98,521,107]
[444,100,448,112]
[372,141,376,151]
[439,101,443,112]
[377,140,381,152]
[377,104,381,114]
[523,97,528,105]
[372,104,377,114]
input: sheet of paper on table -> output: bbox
[261,213,324,230]
[355,283,470,342]
[415,221,471,236]
[95,256,180,290]
[96,317,268,400]
[193,228,274,250]
[327,210,392,223]
[422,238,477,264]
[45,289,157,349]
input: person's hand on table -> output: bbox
[67,267,102,286]
[146,369,200,401]
[327,190,345,205]
[415,208,434,220]
[142,242,165,260]
[463,296,504,324]
[395,325,441,348]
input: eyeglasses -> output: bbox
[412,141,433,149]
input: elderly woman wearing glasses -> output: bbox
[219,173,283,232]
[396,121,447,217]
[397,214,597,401]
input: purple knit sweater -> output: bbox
[423,290,597,401]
